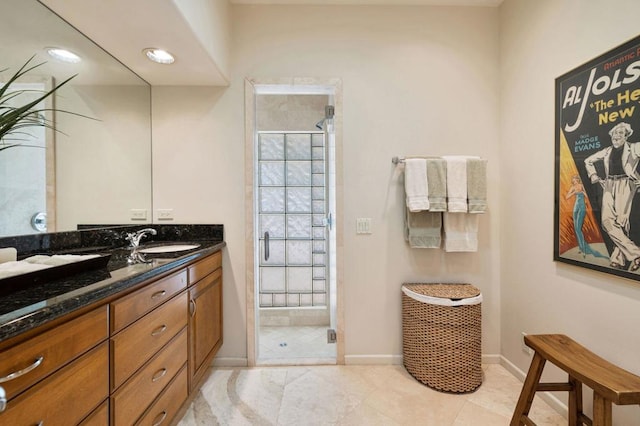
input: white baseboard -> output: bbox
[482,354,501,364]
[344,355,403,365]
[500,355,567,419]
[213,357,249,367]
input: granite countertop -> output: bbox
[0,239,225,343]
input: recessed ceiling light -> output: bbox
[143,48,175,64]
[46,47,81,63]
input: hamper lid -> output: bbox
[402,283,482,306]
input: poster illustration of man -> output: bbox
[555,34,640,280]
[584,122,640,269]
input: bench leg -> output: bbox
[592,393,612,426]
[510,352,546,426]
[567,376,582,426]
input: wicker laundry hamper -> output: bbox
[401,283,482,393]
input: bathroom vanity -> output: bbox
[0,225,224,425]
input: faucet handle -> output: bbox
[125,232,137,246]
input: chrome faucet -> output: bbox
[126,228,157,248]
[125,228,157,264]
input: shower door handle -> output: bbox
[264,231,270,261]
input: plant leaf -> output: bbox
[0,56,97,146]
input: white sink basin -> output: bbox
[139,244,200,254]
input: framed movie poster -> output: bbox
[555,35,640,281]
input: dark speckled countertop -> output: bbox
[0,224,224,343]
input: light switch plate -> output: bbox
[356,218,372,234]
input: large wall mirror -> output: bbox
[0,0,152,237]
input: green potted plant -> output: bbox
[0,55,79,151]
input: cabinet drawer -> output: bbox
[112,291,188,390]
[112,329,187,425]
[80,400,109,426]
[0,342,109,426]
[135,365,188,426]
[0,305,108,400]
[188,251,222,285]
[111,269,187,333]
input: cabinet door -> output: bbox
[189,267,222,388]
[0,342,109,426]
[0,305,108,400]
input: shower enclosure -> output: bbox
[253,91,337,364]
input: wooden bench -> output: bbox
[510,334,640,426]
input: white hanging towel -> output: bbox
[404,158,429,212]
[442,155,478,212]
[443,212,479,252]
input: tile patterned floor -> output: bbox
[177,364,566,425]
[258,326,336,364]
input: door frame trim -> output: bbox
[244,77,344,366]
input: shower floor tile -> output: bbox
[259,326,336,363]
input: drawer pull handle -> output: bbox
[152,368,167,382]
[0,385,5,413]
[151,290,167,300]
[152,410,167,426]
[36,422,43,426]
[151,325,168,336]
[0,356,44,383]
[189,300,197,317]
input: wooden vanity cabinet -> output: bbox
[0,248,223,426]
[110,269,188,425]
[0,306,109,425]
[188,250,223,391]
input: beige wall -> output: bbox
[500,0,640,422]
[153,4,501,363]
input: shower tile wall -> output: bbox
[258,132,327,308]
[257,95,328,132]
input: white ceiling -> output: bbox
[41,0,503,86]
[40,0,228,86]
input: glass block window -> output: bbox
[286,162,312,186]
[258,132,327,307]
[259,134,285,160]
[260,162,285,186]
[287,215,312,238]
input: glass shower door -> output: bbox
[257,132,328,309]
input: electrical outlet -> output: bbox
[130,209,147,220]
[157,209,174,221]
[521,332,533,355]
